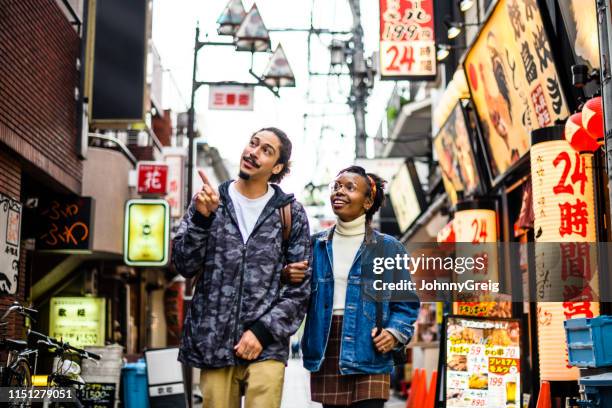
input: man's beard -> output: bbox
[238,170,250,180]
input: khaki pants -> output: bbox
[200,360,285,408]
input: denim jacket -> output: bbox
[301,226,420,375]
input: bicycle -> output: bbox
[30,330,101,408]
[0,301,39,388]
[0,301,39,407]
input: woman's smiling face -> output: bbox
[329,172,373,222]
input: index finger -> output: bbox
[198,169,212,187]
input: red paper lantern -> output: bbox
[565,112,599,153]
[582,96,604,142]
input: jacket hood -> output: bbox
[219,180,295,209]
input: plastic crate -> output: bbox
[564,316,612,368]
[122,359,149,408]
[579,373,612,408]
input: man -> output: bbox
[173,127,311,408]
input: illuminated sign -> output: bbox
[445,316,521,407]
[389,161,425,233]
[124,199,169,266]
[137,162,168,195]
[379,0,436,80]
[37,196,94,252]
[464,0,569,184]
[49,297,106,348]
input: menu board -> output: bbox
[78,383,116,408]
[445,316,521,408]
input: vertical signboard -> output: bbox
[445,316,521,407]
[0,194,21,295]
[379,0,436,80]
[91,0,149,126]
[164,154,185,218]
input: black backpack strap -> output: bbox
[279,203,292,247]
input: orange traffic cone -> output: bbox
[405,368,421,408]
[412,369,427,407]
[536,381,552,408]
[424,370,438,408]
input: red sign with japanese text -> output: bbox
[379,0,436,80]
[208,85,254,111]
[137,162,168,195]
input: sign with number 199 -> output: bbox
[379,0,437,80]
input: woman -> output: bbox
[285,166,420,408]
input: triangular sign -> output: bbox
[234,4,271,52]
[263,45,295,87]
[216,0,246,36]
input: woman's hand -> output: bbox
[371,328,398,353]
[281,260,308,284]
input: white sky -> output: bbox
[152,0,395,198]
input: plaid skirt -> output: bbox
[310,315,390,405]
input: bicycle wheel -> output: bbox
[7,359,32,408]
[8,358,32,387]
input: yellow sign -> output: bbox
[124,199,169,266]
[49,297,105,348]
[464,0,569,182]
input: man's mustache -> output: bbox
[242,156,261,168]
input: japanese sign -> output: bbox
[445,316,521,408]
[0,193,21,295]
[137,162,168,195]
[163,154,184,218]
[37,196,94,252]
[124,199,169,266]
[49,297,106,348]
[537,301,599,381]
[78,383,116,408]
[464,0,569,183]
[379,0,436,80]
[208,85,254,111]
[433,102,481,204]
[388,162,425,233]
[531,135,598,302]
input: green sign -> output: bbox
[49,297,106,348]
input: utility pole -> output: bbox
[348,0,368,158]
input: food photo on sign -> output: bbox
[464,0,569,184]
[433,100,483,204]
[443,316,521,408]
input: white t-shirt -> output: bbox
[228,181,275,243]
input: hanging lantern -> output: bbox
[582,96,604,142]
[453,199,500,301]
[565,112,599,153]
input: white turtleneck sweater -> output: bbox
[332,214,366,315]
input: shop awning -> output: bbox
[382,97,432,159]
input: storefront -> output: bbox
[386,0,609,406]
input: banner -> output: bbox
[0,194,21,295]
[379,0,436,80]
